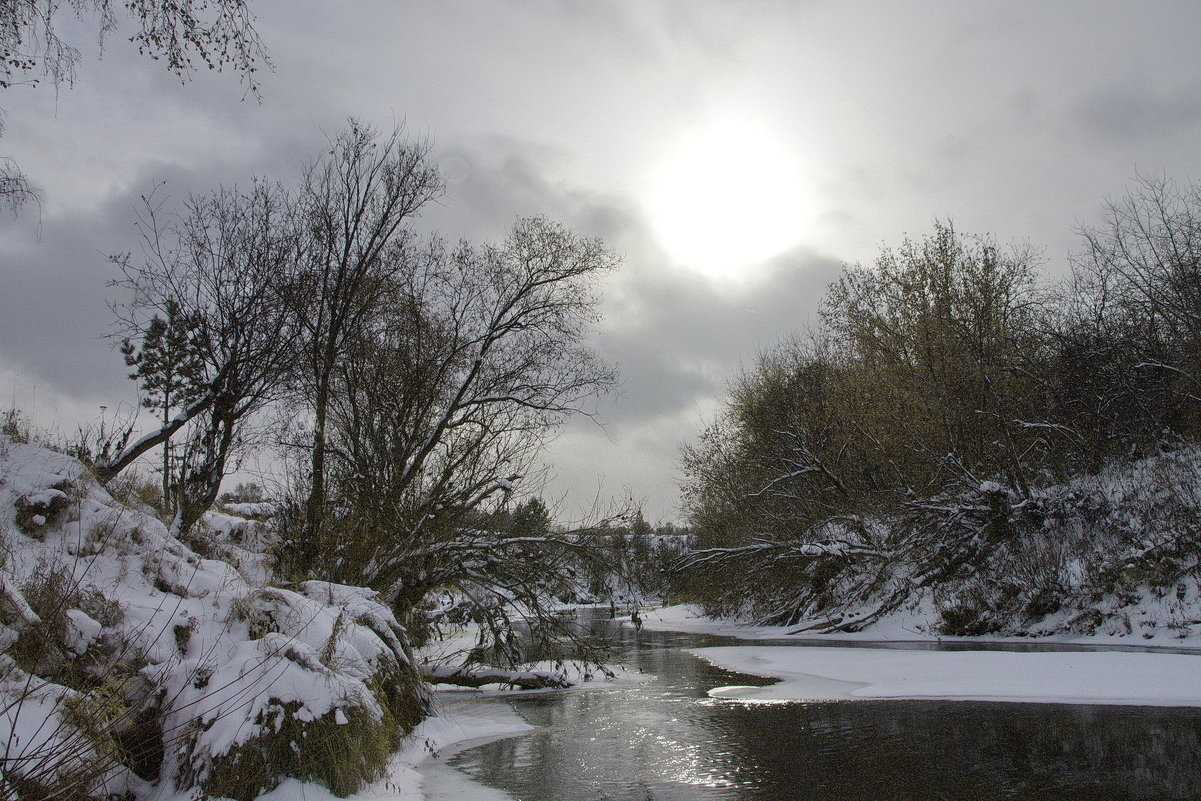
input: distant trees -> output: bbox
[683,223,1048,549]
[677,198,1201,629]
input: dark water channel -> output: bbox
[449,616,1201,800]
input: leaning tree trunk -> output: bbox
[172,408,238,537]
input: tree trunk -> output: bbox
[161,404,171,516]
[173,412,237,537]
[305,363,332,544]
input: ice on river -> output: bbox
[692,645,1201,706]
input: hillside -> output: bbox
[673,445,1201,645]
[0,435,425,800]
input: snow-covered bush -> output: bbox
[0,436,425,799]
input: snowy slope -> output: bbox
[0,436,423,800]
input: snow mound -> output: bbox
[0,436,423,799]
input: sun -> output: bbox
[645,119,811,283]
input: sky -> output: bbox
[4,1,1201,523]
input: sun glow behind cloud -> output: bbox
[645,119,812,283]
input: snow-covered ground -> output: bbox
[0,436,449,800]
[0,435,648,800]
[638,603,935,642]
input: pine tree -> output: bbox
[121,300,207,512]
[509,498,552,538]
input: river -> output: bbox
[445,615,1201,800]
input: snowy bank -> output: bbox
[256,698,531,801]
[691,645,1201,706]
[672,448,1201,644]
[0,436,425,799]
[641,602,1201,650]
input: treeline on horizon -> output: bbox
[673,175,1201,634]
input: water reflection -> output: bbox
[449,617,1201,800]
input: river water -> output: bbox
[448,618,1201,800]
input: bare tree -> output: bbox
[103,182,298,534]
[284,217,619,607]
[288,120,443,542]
[677,223,1055,627]
[0,153,39,215]
[819,221,1048,491]
[1067,174,1201,443]
[1,0,266,91]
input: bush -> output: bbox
[1,409,29,443]
[198,702,404,800]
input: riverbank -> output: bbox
[639,602,1201,650]
[251,698,530,801]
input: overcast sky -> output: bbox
[4,1,1201,522]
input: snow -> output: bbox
[640,603,1201,708]
[692,645,1201,706]
[642,601,1201,649]
[0,436,428,798]
[406,699,531,800]
[63,608,102,655]
[222,501,278,518]
[0,436,631,801]
[252,699,532,801]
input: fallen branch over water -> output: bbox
[421,665,573,690]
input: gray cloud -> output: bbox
[1075,80,1201,143]
[598,247,842,426]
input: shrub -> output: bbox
[200,703,398,800]
[1,409,29,443]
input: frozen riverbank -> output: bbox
[692,645,1201,705]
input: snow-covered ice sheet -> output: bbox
[691,645,1201,706]
[406,699,532,801]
